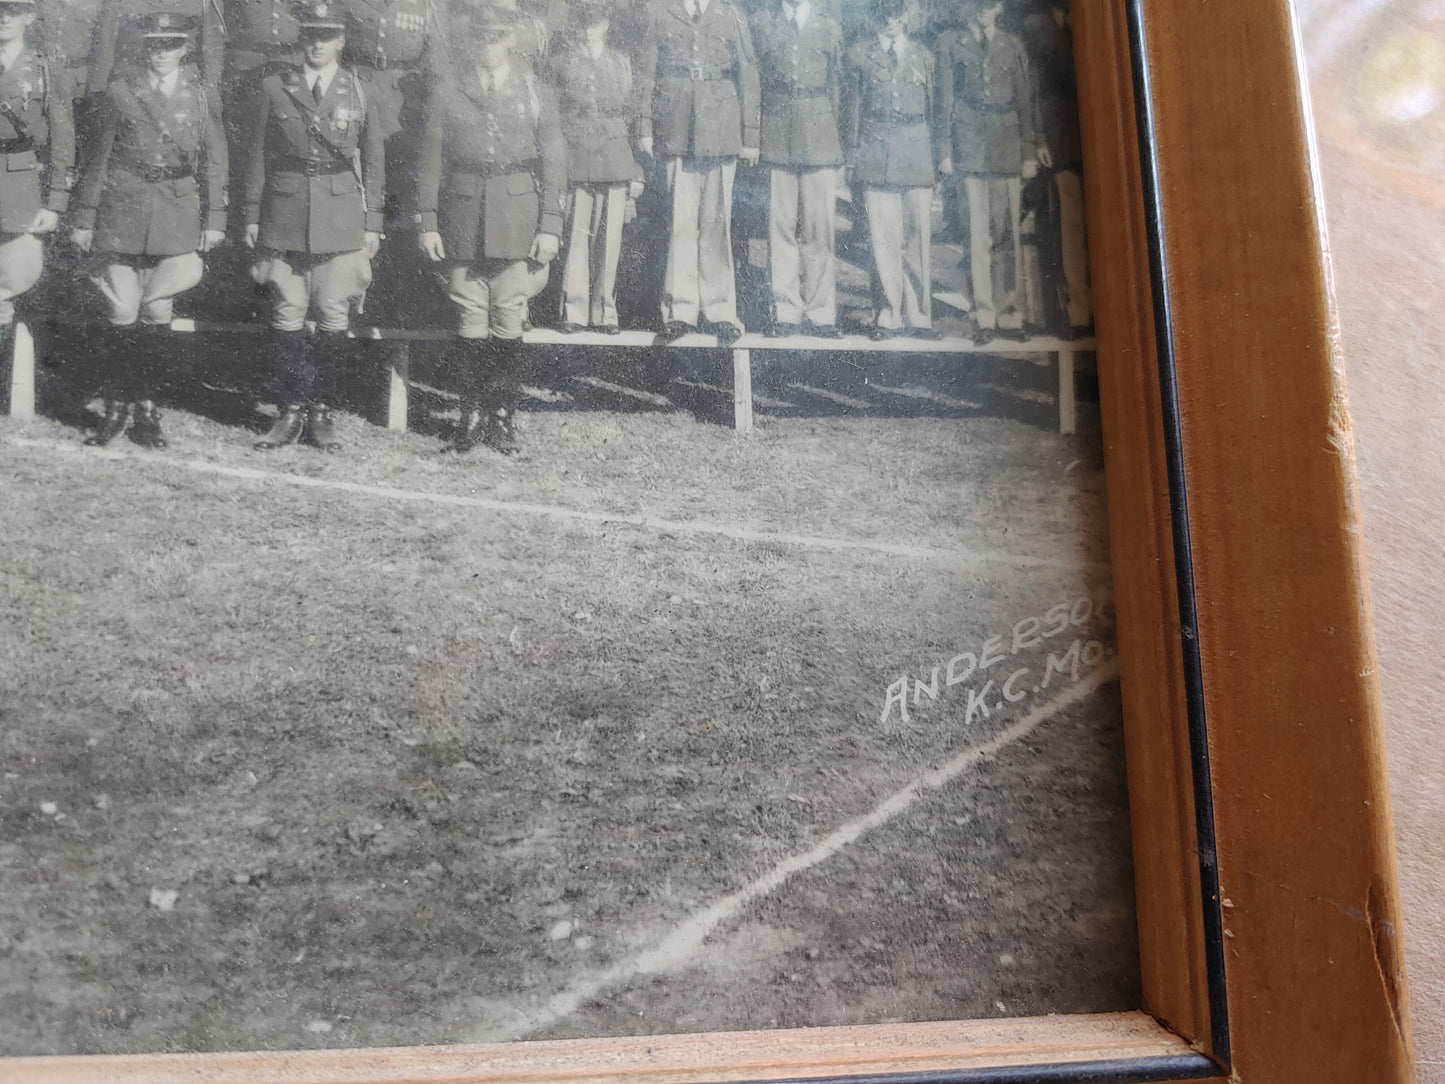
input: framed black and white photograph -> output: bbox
[0,0,1414,1081]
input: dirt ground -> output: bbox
[0,366,1138,1056]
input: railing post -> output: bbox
[732,347,753,433]
[388,340,410,432]
[10,321,35,420]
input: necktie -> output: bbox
[311,76,323,104]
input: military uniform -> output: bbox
[416,8,565,452]
[246,2,385,451]
[550,16,642,331]
[73,16,226,446]
[841,26,939,334]
[340,0,446,216]
[89,0,224,91]
[0,10,74,340]
[936,13,1038,334]
[218,0,301,237]
[1023,6,1088,334]
[751,0,842,333]
[635,0,760,336]
[32,0,103,101]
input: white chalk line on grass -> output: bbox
[469,661,1119,1043]
[7,435,1102,571]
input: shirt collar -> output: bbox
[480,62,511,90]
[150,68,181,96]
[305,59,339,94]
[782,0,810,26]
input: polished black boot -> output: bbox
[85,400,130,446]
[256,329,311,448]
[255,403,306,449]
[482,338,523,456]
[304,404,340,451]
[303,332,348,451]
[129,400,167,449]
[446,337,491,454]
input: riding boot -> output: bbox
[255,329,310,449]
[484,336,523,455]
[130,400,168,448]
[127,325,169,449]
[85,326,139,446]
[304,330,348,451]
[448,337,491,453]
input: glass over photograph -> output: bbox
[0,0,1136,1055]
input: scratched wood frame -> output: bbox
[4,1,1414,1081]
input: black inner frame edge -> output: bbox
[1123,0,1233,1069]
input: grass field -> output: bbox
[0,371,1137,1056]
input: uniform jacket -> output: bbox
[635,0,760,160]
[74,68,227,255]
[548,35,642,186]
[841,33,939,188]
[33,0,104,100]
[223,0,302,73]
[436,1,551,75]
[343,0,441,70]
[0,42,75,234]
[417,65,566,262]
[750,5,842,169]
[244,65,386,253]
[935,23,1038,175]
[1022,11,1079,170]
[90,0,226,94]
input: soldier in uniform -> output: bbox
[751,0,843,337]
[935,0,1040,341]
[635,0,760,342]
[32,0,103,108]
[0,0,73,395]
[841,0,940,338]
[245,0,384,452]
[89,0,224,93]
[220,0,301,236]
[71,12,227,447]
[550,0,642,334]
[1023,0,1088,337]
[416,6,564,454]
[340,0,446,221]
[440,0,551,76]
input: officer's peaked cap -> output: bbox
[296,2,348,30]
[138,12,196,38]
[467,5,521,39]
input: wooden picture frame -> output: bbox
[4,0,1414,1081]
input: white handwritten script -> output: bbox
[880,595,1114,726]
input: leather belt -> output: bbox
[0,138,34,154]
[354,54,422,71]
[281,158,351,176]
[119,159,192,181]
[448,158,541,178]
[665,65,729,81]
